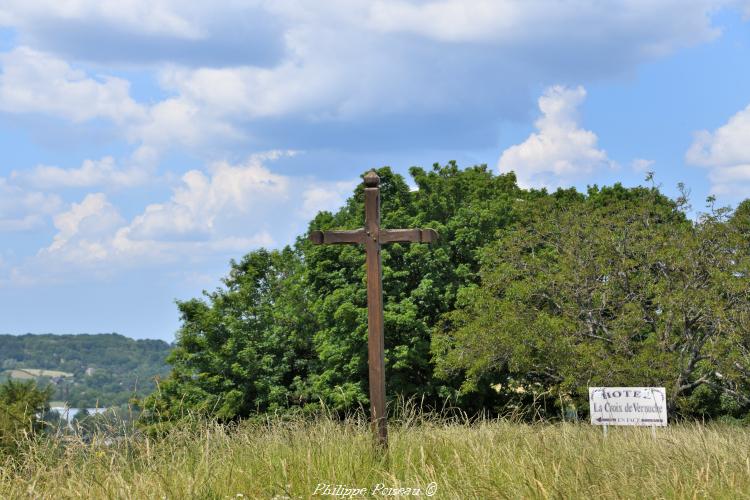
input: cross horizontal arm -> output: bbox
[309,229,366,245]
[380,228,439,244]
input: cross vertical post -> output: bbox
[363,171,387,447]
[309,170,438,449]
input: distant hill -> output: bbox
[0,333,172,408]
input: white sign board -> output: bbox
[589,387,667,426]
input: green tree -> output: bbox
[305,164,519,411]
[143,247,315,420]
[144,163,520,419]
[145,163,750,422]
[434,186,750,418]
[0,379,53,455]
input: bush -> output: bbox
[0,379,52,456]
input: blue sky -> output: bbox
[1,1,749,341]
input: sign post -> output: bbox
[309,170,438,448]
[589,387,667,437]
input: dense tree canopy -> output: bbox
[144,164,519,420]
[143,164,750,423]
[0,379,52,456]
[435,184,750,418]
[146,248,314,419]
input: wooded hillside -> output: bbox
[0,333,171,407]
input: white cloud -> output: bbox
[0,46,247,153]
[107,232,275,267]
[301,179,358,217]
[30,213,273,282]
[12,152,294,283]
[44,193,125,258]
[0,46,145,123]
[2,1,728,62]
[0,1,283,69]
[130,96,243,150]
[11,156,154,190]
[0,1,202,39]
[686,103,750,197]
[0,1,744,154]
[0,178,62,231]
[100,1,740,155]
[124,153,290,242]
[150,0,725,127]
[368,0,720,49]
[368,0,519,42]
[0,46,240,154]
[156,62,343,121]
[497,85,613,188]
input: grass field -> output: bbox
[2,413,749,499]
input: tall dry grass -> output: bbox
[1,408,749,499]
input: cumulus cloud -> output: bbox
[1,149,362,286]
[1,0,748,286]
[0,0,202,39]
[44,193,125,259]
[367,0,719,49]
[0,1,741,152]
[0,46,240,154]
[124,154,289,242]
[11,156,154,190]
[497,85,613,188]
[301,179,358,217]
[1,1,727,67]
[155,63,343,121]
[10,153,293,281]
[0,46,145,123]
[0,178,62,231]
[129,96,243,151]
[0,0,284,67]
[686,102,750,197]
[144,1,728,140]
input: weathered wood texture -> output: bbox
[364,184,387,446]
[310,229,438,246]
[380,228,438,244]
[309,230,365,245]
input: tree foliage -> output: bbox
[143,163,519,420]
[143,164,750,422]
[435,184,750,418]
[146,248,314,420]
[0,379,52,456]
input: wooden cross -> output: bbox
[309,170,438,448]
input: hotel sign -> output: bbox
[589,387,667,426]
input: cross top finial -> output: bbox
[364,170,380,188]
